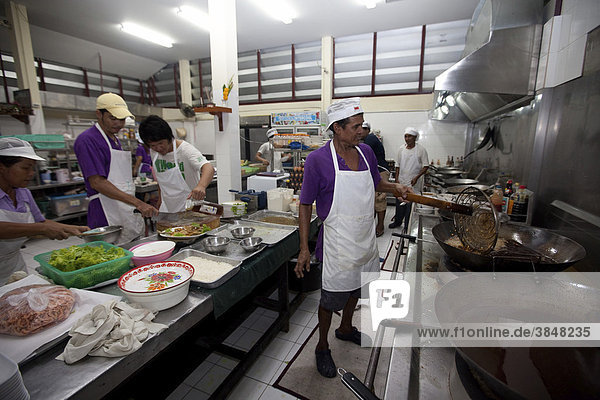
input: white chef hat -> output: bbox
[404,127,420,139]
[0,137,45,161]
[266,128,278,139]
[362,121,371,130]
[326,97,363,131]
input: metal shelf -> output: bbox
[47,211,87,222]
[28,181,85,191]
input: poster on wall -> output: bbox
[271,111,320,126]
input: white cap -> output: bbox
[0,137,45,161]
[266,128,278,138]
[362,121,371,130]
[326,97,363,131]
[404,127,419,137]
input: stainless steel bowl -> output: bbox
[239,237,263,252]
[79,225,123,244]
[230,226,255,239]
[201,236,231,253]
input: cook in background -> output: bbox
[74,93,158,243]
[360,121,389,237]
[132,132,153,178]
[138,115,215,213]
[0,137,89,284]
[389,127,429,231]
[255,128,292,172]
[295,98,411,378]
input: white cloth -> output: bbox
[257,142,284,172]
[152,141,189,213]
[88,123,144,242]
[0,204,33,284]
[58,300,167,364]
[322,140,379,292]
[395,143,429,193]
[150,141,210,196]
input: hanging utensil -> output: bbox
[464,124,493,159]
[453,186,499,254]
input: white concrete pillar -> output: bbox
[208,0,241,202]
[321,36,334,112]
[178,59,192,105]
[6,1,46,134]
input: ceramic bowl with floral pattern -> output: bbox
[118,261,194,311]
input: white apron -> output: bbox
[266,143,282,172]
[153,141,189,213]
[0,204,33,284]
[322,141,380,292]
[89,124,144,243]
[398,146,424,193]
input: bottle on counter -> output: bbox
[490,181,504,212]
[446,156,451,166]
[450,156,454,167]
[510,185,529,222]
[504,179,514,197]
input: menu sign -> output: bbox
[271,112,320,126]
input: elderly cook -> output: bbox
[295,97,412,378]
[138,115,215,213]
[74,93,158,243]
[0,138,89,284]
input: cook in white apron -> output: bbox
[398,146,424,193]
[152,141,189,213]
[88,124,144,243]
[0,204,33,284]
[322,141,380,292]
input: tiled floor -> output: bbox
[21,205,402,400]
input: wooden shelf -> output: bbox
[194,106,232,131]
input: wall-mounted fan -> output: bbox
[180,103,196,118]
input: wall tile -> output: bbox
[564,35,587,82]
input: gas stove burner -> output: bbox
[453,352,495,400]
[438,254,473,274]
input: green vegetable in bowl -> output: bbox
[49,245,126,272]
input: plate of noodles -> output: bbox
[158,223,212,239]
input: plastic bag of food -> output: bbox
[0,284,76,336]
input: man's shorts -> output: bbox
[375,170,390,212]
[320,287,362,312]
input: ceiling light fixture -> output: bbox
[120,22,173,48]
[176,5,211,31]
[252,0,296,24]
[358,0,382,9]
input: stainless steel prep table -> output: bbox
[20,218,321,400]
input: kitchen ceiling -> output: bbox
[0,0,479,80]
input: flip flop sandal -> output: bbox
[315,349,337,378]
[335,327,373,347]
[376,230,384,237]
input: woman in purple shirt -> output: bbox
[294,98,411,378]
[0,138,88,284]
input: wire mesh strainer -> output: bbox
[453,186,499,254]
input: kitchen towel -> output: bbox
[58,300,167,364]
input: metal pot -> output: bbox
[444,178,479,186]
[435,273,600,400]
[431,221,586,271]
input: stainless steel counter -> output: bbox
[20,288,212,400]
[382,210,463,399]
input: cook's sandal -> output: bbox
[315,349,337,378]
[335,327,372,346]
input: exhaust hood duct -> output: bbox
[431,0,543,122]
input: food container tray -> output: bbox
[34,241,133,289]
[208,220,296,246]
[243,209,318,226]
[189,235,266,262]
[48,193,89,216]
[167,249,241,288]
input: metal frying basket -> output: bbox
[453,186,499,254]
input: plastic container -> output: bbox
[129,241,176,267]
[34,241,133,288]
[267,188,293,212]
[48,193,89,216]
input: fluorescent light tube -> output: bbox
[176,6,211,31]
[252,0,296,24]
[120,22,173,48]
[358,0,382,8]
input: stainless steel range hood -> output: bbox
[430,0,543,122]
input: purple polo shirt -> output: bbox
[135,144,152,175]
[0,188,45,222]
[300,141,381,261]
[74,124,124,228]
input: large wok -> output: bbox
[435,273,600,400]
[431,221,586,271]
